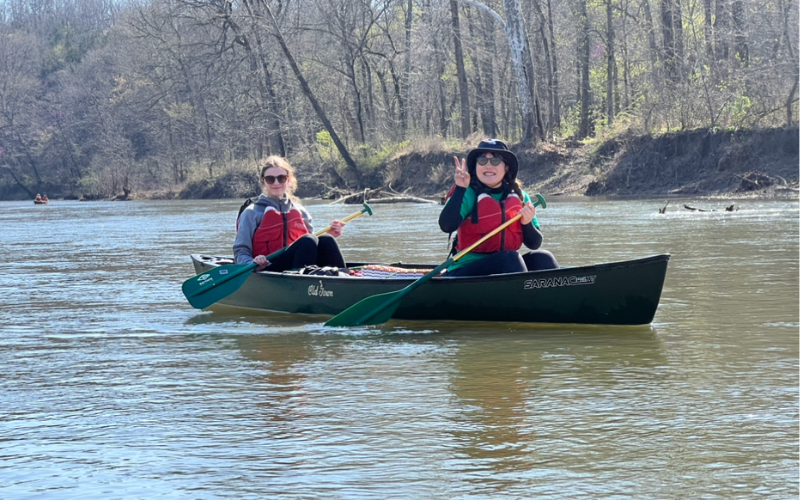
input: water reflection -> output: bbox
[238,334,319,426]
[183,306,329,329]
[446,327,665,477]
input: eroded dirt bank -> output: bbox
[179,126,798,201]
[345,126,799,200]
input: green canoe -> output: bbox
[187,254,670,325]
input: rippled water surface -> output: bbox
[1,197,797,499]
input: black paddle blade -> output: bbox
[324,290,404,327]
[182,263,256,309]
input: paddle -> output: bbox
[325,193,546,327]
[183,203,374,310]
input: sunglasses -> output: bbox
[477,157,504,166]
[263,174,288,184]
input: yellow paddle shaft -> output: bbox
[314,206,372,236]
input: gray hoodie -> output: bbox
[233,195,314,265]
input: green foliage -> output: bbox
[558,103,603,142]
[730,95,753,127]
[315,130,338,164]
[593,96,645,139]
[357,140,411,172]
[42,23,107,76]
[314,133,415,175]
[557,105,582,140]
[164,102,196,121]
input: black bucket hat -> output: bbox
[465,139,519,182]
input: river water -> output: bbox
[1,197,797,499]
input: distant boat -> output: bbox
[34,199,48,205]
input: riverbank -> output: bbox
[12,126,799,202]
[187,126,798,202]
[334,126,799,201]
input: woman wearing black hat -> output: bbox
[438,139,558,277]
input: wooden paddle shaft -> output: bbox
[314,206,371,236]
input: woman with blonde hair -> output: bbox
[233,156,346,272]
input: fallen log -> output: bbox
[329,187,384,204]
[683,204,712,212]
[365,195,438,204]
[734,171,774,192]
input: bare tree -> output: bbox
[260,0,361,180]
[450,0,471,138]
[458,0,539,145]
[576,0,593,138]
[606,0,616,126]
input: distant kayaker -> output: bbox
[42,194,48,202]
[234,156,347,272]
[35,194,42,202]
[438,139,558,277]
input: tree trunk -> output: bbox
[620,0,630,108]
[456,0,538,143]
[577,0,593,139]
[230,2,286,157]
[732,0,749,67]
[673,0,684,68]
[537,20,555,135]
[502,0,537,146]
[432,34,449,136]
[546,0,561,129]
[246,1,287,157]
[780,0,796,63]
[703,0,714,59]
[532,0,555,137]
[661,0,677,80]
[450,0,471,138]
[465,9,495,136]
[361,57,376,135]
[346,60,366,144]
[779,0,798,125]
[714,0,729,62]
[642,0,660,71]
[606,0,615,126]
[788,77,798,126]
[401,0,413,138]
[256,49,287,157]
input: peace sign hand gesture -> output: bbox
[453,156,470,188]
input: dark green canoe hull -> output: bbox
[189,254,670,325]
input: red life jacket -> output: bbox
[252,206,310,256]
[455,191,524,253]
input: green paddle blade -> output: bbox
[325,259,452,327]
[182,263,257,309]
[324,289,404,327]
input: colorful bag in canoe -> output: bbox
[350,265,434,279]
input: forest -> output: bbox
[0,0,797,200]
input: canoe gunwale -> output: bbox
[191,253,670,284]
